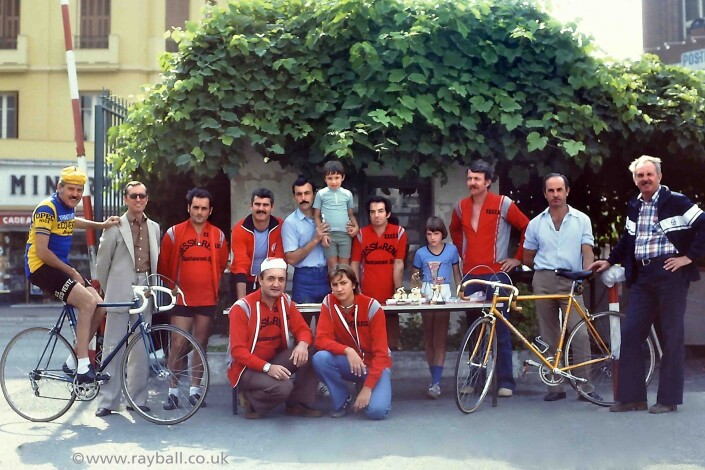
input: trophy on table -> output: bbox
[427,261,445,305]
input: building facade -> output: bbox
[643,0,705,69]
[0,0,219,301]
[0,0,471,303]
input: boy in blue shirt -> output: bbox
[313,161,359,271]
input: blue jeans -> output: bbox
[291,267,330,303]
[463,271,516,391]
[312,350,391,420]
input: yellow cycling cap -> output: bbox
[60,166,88,186]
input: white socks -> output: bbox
[76,357,90,374]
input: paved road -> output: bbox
[1,305,705,469]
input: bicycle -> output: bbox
[454,269,656,413]
[0,279,209,425]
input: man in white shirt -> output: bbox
[523,173,595,402]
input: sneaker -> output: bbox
[458,384,474,395]
[330,395,352,418]
[163,394,179,410]
[427,383,441,399]
[498,387,513,398]
[285,403,323,417]
[317,382,330,397]
[75,365,110,384]
[188,393,207,408]
[62,362,75,377]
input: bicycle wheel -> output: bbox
[1,327,76,422]
[565,311,656,406]
[455,317,497,414]
[122,324,209,425]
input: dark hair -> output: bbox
[365,195,391,214]
[251,187,274,204]
[468,159,495,182]
[124,181,146,196]
[186,188,213,206]
[322,160,345,176]
[543,173,570,191]
[328,264,360,294]
[292,175,316,194]
[424,216,448,239]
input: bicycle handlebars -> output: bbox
[457,278,520,300]
[128,285,186,314]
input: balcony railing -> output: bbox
[0,36,17,50]
[74,34,109,49]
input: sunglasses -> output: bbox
[127,193,148,200]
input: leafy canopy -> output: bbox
[110,0,705,244]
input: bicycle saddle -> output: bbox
[554,269,593,281]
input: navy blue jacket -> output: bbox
[607,186,705,286]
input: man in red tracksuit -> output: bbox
[158,188,229,409]
[450,160,529,399]
[230,188,284,301]
[228,257,320,419]
[313,264,392,420]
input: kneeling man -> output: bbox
[228,257,320,418]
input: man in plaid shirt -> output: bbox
[591,155,705,414]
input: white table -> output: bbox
[294,300,492,314]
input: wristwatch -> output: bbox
[263,362,271,373]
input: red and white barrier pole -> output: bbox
[60,1,101,365]
[59,0,97,279]
[608,284,621,397]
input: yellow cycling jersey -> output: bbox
[25,192,76,276]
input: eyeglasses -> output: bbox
[127,193,148,200]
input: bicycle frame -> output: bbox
[468,280,612,380]
[57,298,162,377]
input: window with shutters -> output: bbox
[78,0,110,49]
[0,0,20,49]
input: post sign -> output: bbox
[681,48,705,70]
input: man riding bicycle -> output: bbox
[24,166,120,384]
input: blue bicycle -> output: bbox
[0,278,209,425]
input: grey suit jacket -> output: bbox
[96,212,160,312]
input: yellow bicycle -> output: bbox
[454,270,656,413]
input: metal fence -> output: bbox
[94,92,127,221]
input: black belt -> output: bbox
[637,254,675,266]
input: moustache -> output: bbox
[256,211,267,214]
[299,200,310,205]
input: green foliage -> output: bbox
[111,0,705,245]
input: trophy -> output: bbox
[427,261,445,305]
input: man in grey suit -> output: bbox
[94,181,160,417]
